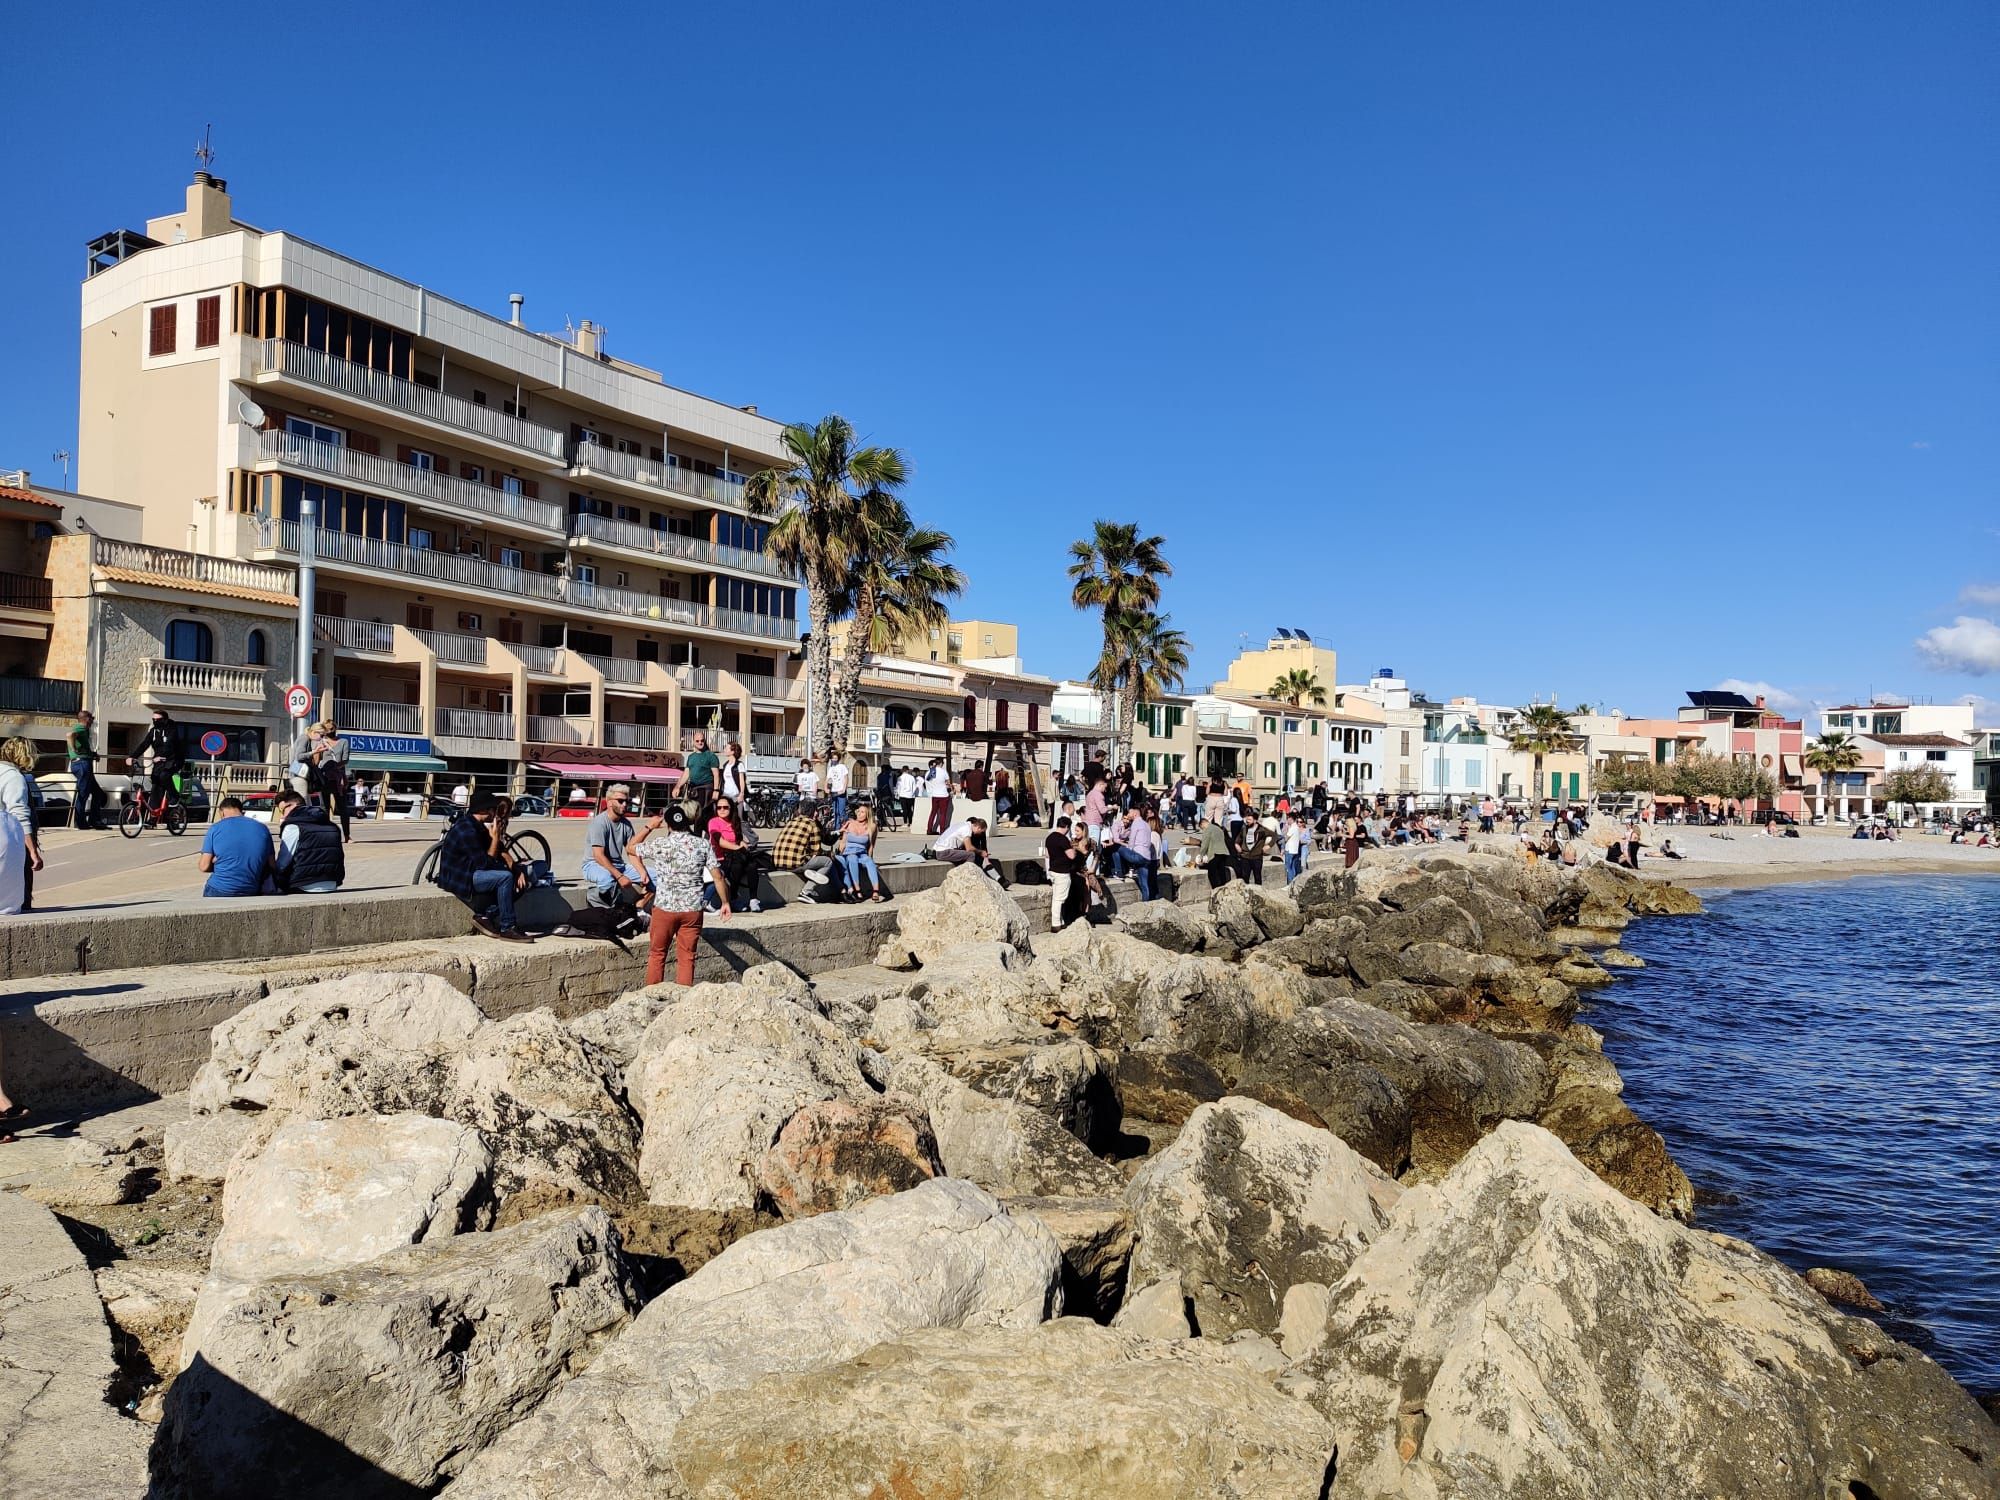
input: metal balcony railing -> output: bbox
[414,628,489,666]
[0,571,53,611]
[570,439,750,510]
[258,431,565,533]
[732,672,801,700]
[568,512,793,580]
[437,708,516,740]
[676,666,722,693]
[509,644,563,673]
[751,733,803,757]
[579,652,649,685]
[0,677,81,715]
[253,339,567,460]
[526,715,590,745]
[316,617,396,653]
[605,721,670,749]
[96,539,294,596]
[270,521,566,605]
[140,658,267,699]
[336,699,425,734]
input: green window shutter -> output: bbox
[1264,717,1276,734]
[1167,706,1183,733]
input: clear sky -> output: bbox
[3,3,1995,721]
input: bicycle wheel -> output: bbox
[119,799,144,838]
[506,830,551,867]
[412,840,445,886]
[165,800,190,836]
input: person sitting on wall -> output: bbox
[931,816,1001,880]
[198,796,274,897]
[272,789,345,894]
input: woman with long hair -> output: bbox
[705,794,764,913]
[837,804,889,902]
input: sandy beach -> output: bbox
[1627,825,2000,890]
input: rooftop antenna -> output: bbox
[195,124,216,175]
[52,449,71,487]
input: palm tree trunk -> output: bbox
[1534,753,1545,810]
[829,584,878,759]
[806,575,835,762]
[1118,663,1141,774]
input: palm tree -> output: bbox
[829,490,965,752]
[1505,702,1581,808]
[745,415,908,761]
[1090,611,1190,773]
[1068,521,1170,765]
[1268,668,1328,707]
[1803,731,1863,823]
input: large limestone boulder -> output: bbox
[939,1037,1121,1151]
[1537,1084,1694,1219]
[160,1210,638,1500]
[441,1180,1064,1500]
[1297,1123,1998,1500]
[667,1319,1339,1499]
[1255,914,1369,977]
[1002,1196,1135,1320]
[162,1111,267,1185]
[626,988,875,1209]
[876,863,1033,969]
[889,1055,1124,1198]
[451,1009,642,1201]
[188,972,482,1118]
[866,942,1059,1050]
[753,1094,942,1219]
[210,1113,492,1282]
[1123,1097,1401,1339]
[1112,897,1205,953]
[1113,1048,1228,1125]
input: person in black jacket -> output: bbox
[273,790,346,893]
[131,709,184,810]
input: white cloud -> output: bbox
[1960,583,2000,606]
[1714,678,1808,714]
[1955,694,2000,725]
[1915,616,2000,675]
[1911,440,1932,450]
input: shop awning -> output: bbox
[532,761,684,785]
[348,751,449,773]
[1781,754,1802,777]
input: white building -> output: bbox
[1322,691,1385,796]
[1344,669,1422,796]
[1418,698,1495,804]
[1820,702,1976,740]
[1859,732,1982,816]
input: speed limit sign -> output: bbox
[285,683,313,719]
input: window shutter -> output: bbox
[460,462,478,479]
[1028,704,1040,731]
[350,433,380,456]
[521,480,539,499]
[149,304,178,355]
[195,296,221,348]
[397,445,414,465]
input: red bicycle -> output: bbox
[120,776,190,838]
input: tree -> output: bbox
[1093,612,1190,776]
[1881,764,1955,824]
[1803,731,1864,820]
[1268,668,1328,707]
[1068,521,1170,766]
[1505,703,1581,808]
[746,415,909,762]
[1570,703,1595,716]
[1593,758,1664,796]
[828,490,964,753]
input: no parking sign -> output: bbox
[200,730,228,758]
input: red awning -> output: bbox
[532,761,683,784]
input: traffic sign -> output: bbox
[200,730,228,758]
[285,684,313,719]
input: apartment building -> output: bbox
[1344,670,1423,796]
[75,172,807,785]
[1215,632,1337,702]
[841,618,1020,670]
[1323,692,1386,796]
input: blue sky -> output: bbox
[3,2,1996,720]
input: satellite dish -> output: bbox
[238,399,267,428]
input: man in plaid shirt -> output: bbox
[769,808,837,899]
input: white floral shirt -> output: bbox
[639,830,713,913]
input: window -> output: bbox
[245,629,268,666]
[1400,731,1411,756]
[996,700,1010,730]
[1263,762,1277,779]
[407,449,437,471]
[1263,717,1276,734]
[573,564,597,584]
[498,618,523,644]
[165,619,213,662]
[148,304,177,355]
[472,390,488,407]
[193,294,222,349]
[458,612,482,632]
[1927,750,1947,762]
[315,589,347,617]
[1466,759,1480,785]
[502,476,523,496]
[462,464,485,485]
[498,547,523,569]
[409,528,435,551]
[407,604,434,630]
[285,416,343,447]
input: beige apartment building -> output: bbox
[75,171,807,787]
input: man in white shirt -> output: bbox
[894,766,919,830]
[932,816,999,879]
[826,757,850,826]
[923,759,952,836]
[795,759,820,800]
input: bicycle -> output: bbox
[119,778,191,838]
[411,821,553,886]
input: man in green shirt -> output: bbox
[67,710,107,829]
[682,730,721,816]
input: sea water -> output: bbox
[1592,874,2000,1395]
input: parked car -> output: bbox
[1751,810,1798,826]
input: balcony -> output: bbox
[414,628,489,667]
[675,666,723,694]
[526,715,593,745]
[257,431,565,535]
[268,521,565,606]
[96,540,294,598]
[437,708,517,741]
[1194,708,1256,735]
[0,571,53,612]
[570,440,750,511]
[733,672,802,701]
[140,658,268,705]
[509,643,563,674]
[316,617,396,654]
[0,676,81,716]
[569,512,793,581]
[605,722,671,749]
[752,733,803,757]
[337,699,425,735]
[566,580,794,642]
[579,652,650,686]
[252,339,567,463]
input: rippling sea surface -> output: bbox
[1592,874,2000,1395]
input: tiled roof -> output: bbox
[0,486,60,508]
[95,566,297,607]
[1867,733,1971,748]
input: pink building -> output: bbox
[1677,690,1805,817]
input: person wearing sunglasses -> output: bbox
[581,783,652,911]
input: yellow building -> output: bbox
[839,617,1017,666]
[1215,633,1337,702]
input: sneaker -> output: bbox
[747,898,763,913]
[803,867,830,886]
[471,914,504,939]
[496,928,534,944]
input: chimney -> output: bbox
[508,294,524,326]
[184,172,233,238]
[575,320,604,359]
[1754,695,1766,709]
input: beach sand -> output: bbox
[1627,825,2000,890]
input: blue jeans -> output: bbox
[70,759,105,827]
[1130,858,1158,901]
[581,858,646,907]
[1283,851,1304,884]
[839,849,880,894]
[831,793,848,828]
[469,867,519,930]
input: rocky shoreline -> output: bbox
[51,850,2000,1497]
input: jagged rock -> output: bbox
[1629,879,1703,915]
[1369,894,1484,954]
[451,1010,642,1202]
[1123,1097,1401,1339]
[162,1112,268,1185]
[1805,1266,1886,1312]
[1113,1049,1228,1125]
[1277,1280,1331,1359]
[1215,1328,1291,1375]
[875,864,1033,969]
[1113,898,1205,953]
[1552,951,1614,988]
[1350,978,1447,1024]
[1299,1123,1996,1500]
[667,1320,1339,1500]
[1290,865,1356,915]
[1598,946,1645,968]
[868,942,1058,1050]
[1255,914,1367,977]
[1537,1085,1694,1218]
[210,1113,492,1282]
[441,1181,1063,1500]
[626,988,874,1210]
[1207,882,1266,947]
[96,1260,204,1391]
[566,986,681,1071]
[997,1039,1121,1149]
[738,959,817,1003]
[888,1056,1124,1198]
[188,972,483,1118]
[1110,1276,1192,1339]
[753,1095,941,1219]
[160,1210,637,1500]
[1003,1195,1135,1320]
